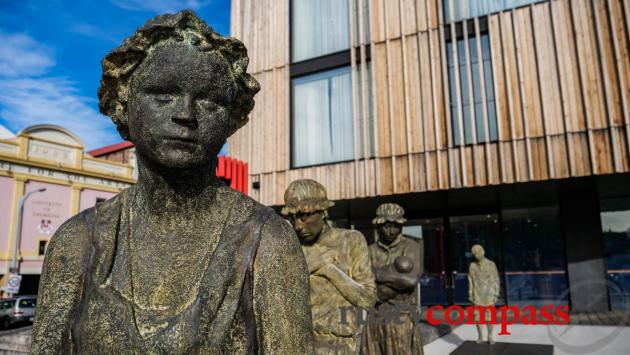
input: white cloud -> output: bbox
[111,0,210,13]
[69,23,118,44]
[0,32,55,77]
[0,78,120,149]
[0,32,120,149]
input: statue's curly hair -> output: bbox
[98,10,260,140]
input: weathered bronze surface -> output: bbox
[282,179,376,355]
[361,203,424,355]
[31,10,314,354]
[468,244,500,344]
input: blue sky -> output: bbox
[0,0,231,152]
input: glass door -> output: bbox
[449,214,503,305]
[502,207,568,307]
[405,219,449,305]
[601,197,630,310]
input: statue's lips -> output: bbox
[162,136,198,145]
[297,232,313,240]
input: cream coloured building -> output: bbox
[0,124,134,294]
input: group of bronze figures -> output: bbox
[282,179,424,354]
[30,10,499,354]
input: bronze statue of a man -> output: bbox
[31,10,314,354]
[361,203,424,355]
[282,179,376,355]
[468,244,500,344]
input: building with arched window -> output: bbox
[0,125,134,294]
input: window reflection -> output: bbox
[291,0,350,62]
[601,197,630,310]
[292,67,354,167]
[405,219,448,305]
[502,207,568,307]
[450,214,502,305]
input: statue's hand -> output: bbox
[306,247,335,274]
[374,265,395,281]
[377,284,397,301]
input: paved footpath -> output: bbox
[0,326,31,354]
[424,323,630,355]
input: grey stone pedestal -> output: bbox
[450,341,553,355]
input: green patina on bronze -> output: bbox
[283,179,376,355]
[31,10,314,354]
[361,203,424,355]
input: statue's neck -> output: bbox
[134,155,221,216]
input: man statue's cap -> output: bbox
[372,203,407,225]
[281,179,334,216]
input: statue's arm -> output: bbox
[468,264,474,303]
[31,213,91,354]
[316,231,377,309]
[253,214,315,354]
[491,262,500,300]
[374,239,422,290]
[373,266,417,290]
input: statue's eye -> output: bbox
[197,98,222,111]
[155,94,174,104]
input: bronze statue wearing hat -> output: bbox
[283,179,376,355]
[31,11,314,354]
[361,203,424,355]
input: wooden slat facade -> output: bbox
[229,0,630,206]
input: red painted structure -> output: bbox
[87,141,134,157]
[88,142,248,195]
[217,156,248,195]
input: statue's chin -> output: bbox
[146,150,209,171]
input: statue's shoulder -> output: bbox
[48,210,90,250]
[48,191,124,254]
[334,227,368,249]
[221,187,295,245]
[401,234,420,246]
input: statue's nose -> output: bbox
[172,94,197,128]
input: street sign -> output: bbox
[4,273,22,294]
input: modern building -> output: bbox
[229,0,630,311]
[0,125,135,294]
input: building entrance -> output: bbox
[412,208,567,308]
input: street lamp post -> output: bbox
[8,188,46,297]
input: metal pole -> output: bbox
[8,188,46,297]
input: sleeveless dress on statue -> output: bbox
[71,187,273,354]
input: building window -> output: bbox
[292,67,354,167]
[600,196,630,310]
[502,207,568,307]
[290,0,373,168]
[449,214,503,305]
[96,197,106,204]
[38,240,48,256]
[291,0,350,62]
[444,0,546,23]
[447,20,498,146]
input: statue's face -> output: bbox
[378,222,402,245]
[290,211,325,244]
[472,247,485,261]
[128,41,235,170]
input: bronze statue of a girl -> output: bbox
[31,10,314,354]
